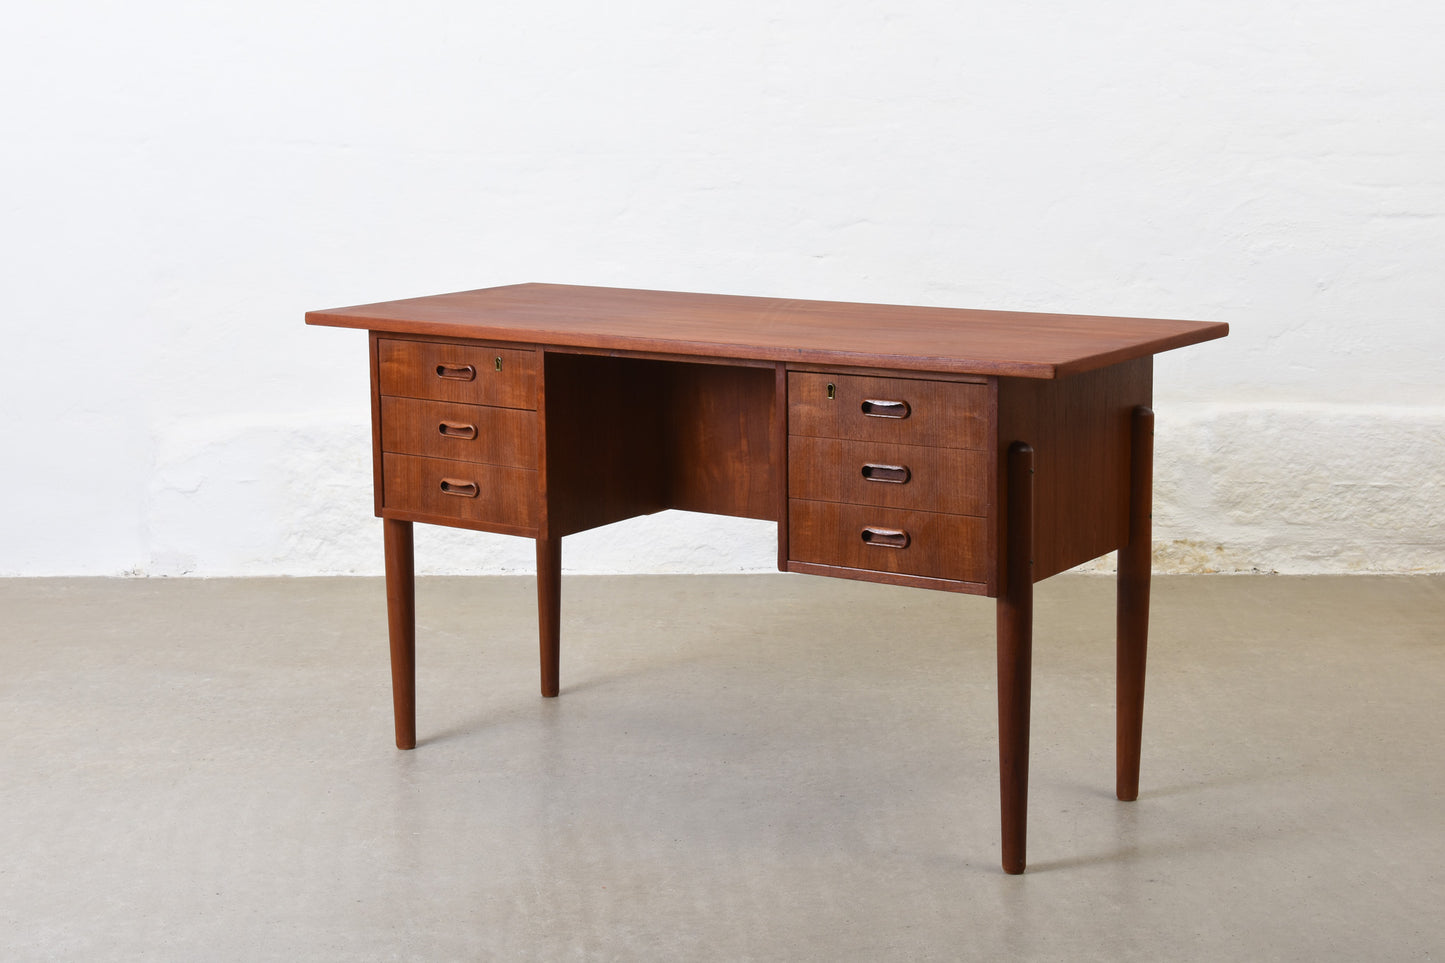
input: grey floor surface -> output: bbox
[1,573,1442,961]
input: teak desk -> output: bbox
[307,283,1227,874]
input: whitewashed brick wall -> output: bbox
[3,1,1441,575]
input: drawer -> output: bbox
[378,339,538,409]
[788,500,987,583]
[788,372,987,449]
[789,437,987,517]
[382,453,538,529]
[381,397,538,468]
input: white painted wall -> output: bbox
[2,1,1441,577]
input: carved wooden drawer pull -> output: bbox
[437,421,477,440]
[435,363,476,382]
[860,463,910,484]
[439,478,479,498]
[861,399,910,419]
[860,526,910,549]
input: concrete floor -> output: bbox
[1,574,1441,961]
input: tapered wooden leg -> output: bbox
[997,441,1034,875]
[1117,406,1154,802]
[536,534,561,698]
[383,518,416,750]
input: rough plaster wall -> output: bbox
[2,1,1442,576]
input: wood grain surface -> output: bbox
[788,436,988,517]
[380,396,538,468]
[996,357,1152,581]
[788,499,988,583]
[378,338,538,408]
[788,372,990,449]
[381,453,538,528]
[311,283,1228,378]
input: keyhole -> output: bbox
[826,382,836,400]
[495,357,503,371]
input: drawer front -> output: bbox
[381,397,538,468]
[788,372,987,449]
[789,500,987,583]
[789,437,987,516]
[378,339,538,409]
[382,453,538,528]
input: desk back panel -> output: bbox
[540,353,778,538]
[657,362,776,521]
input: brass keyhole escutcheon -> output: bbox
[826,382,836,400]
[495,356,503,371]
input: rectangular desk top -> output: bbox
[306,283,1228,379]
